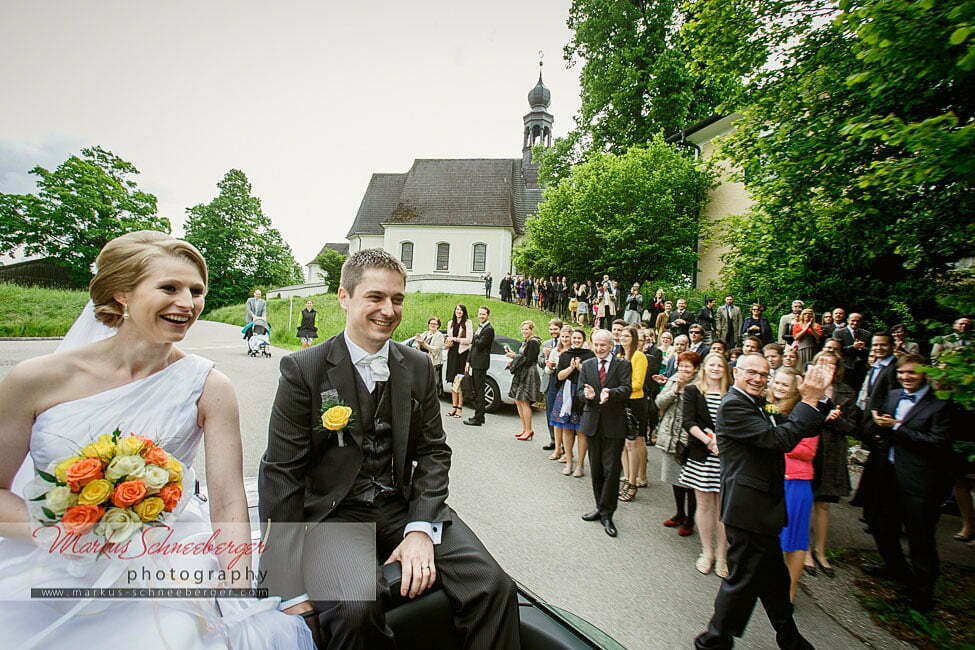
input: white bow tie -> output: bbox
[358,352,390,383]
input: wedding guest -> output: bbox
[741,303,772,346]
[663,335,690,377]
[544,325,573,460]
[681,352,732,577]
[819,311,834,348]
[709,339,728,358]
[741,336,763,355]
[768,367,817,603]
[659,330,675,363]
[822,337,843,359]
[930,316,971,360]
[890,324,920,357]
[763,343,784,379]
[624,284,644,325]
[464,306,495,427]
[791,308,822,368]
[727,347,742,367]
[575,282,590,326]
[552,329,594,477]
[296,299,318,349]
[444,304,473,419]
[716,294,743,348]
[415,317,445,390]
[540,319,565,448]
[246,288,266,323]
[506,321,541,440]
[655,351,702,537]
[655,301,674,336]
[668,298,695,338]
[648,289,667,326]
[833,312,872,390]
[697,297,717,343]
[782,346,799,370]
[822,307,846,339]
[804,351,855,579]
[689,325,710,358]
[618,326,648,502]
[639,328,664,486]
[777,300,804,346]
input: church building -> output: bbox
[345,67,554,295]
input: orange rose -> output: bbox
[65,458,104,492]
[61,504,105,535]
[142,446,168,466]
[132,434,155,450]
[158,483,182,512]
[111,480,147,508]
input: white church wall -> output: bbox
[382,225,513,297]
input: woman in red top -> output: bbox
[791,308,823,370]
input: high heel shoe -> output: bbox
[448,407,461,418]
[714,558,729,579]
[516,431,534,441]
[573,465,584,478]
[547,449,563,460]
[562,464,574,476]
[812,552,835,578]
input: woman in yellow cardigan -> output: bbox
[618,325,649,502]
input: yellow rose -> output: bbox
[165,457,183,483]
[133,496,165,522]
[82,437,115,463]
[54,456,82,483]
[117,436,145,456]
[77,479,113,505]
[322,405,352,431]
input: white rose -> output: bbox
[138,465,170,490]
[44,486,78,516]
[105,455,145,481]
[95,507,142,543]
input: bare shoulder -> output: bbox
[199,368,238,414]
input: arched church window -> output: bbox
[471,243,487,273]
[399,241,414,270]
[436,242,450,271]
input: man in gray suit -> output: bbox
[259,249,520,649]
[246,288,266,323]
[716,294,743,349]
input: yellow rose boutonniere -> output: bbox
[319,390,355,447]
[763,403,779,415]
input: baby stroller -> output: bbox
[243,318,272,358]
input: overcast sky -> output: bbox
[0,0,581,265]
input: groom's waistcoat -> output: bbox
[346,375,396,503]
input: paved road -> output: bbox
[4,321,970,649]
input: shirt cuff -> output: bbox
[404,521,443,545]
[279,594,310,611]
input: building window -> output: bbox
[436,242,450,271]
[400,241,414,270]
[471,243,486,272]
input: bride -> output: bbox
[0,231,314,649]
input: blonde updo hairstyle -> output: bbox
[89,231,208,328]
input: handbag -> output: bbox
[674,440,690,465]
[460,373,474,397]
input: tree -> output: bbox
[537,0,733,187]
[513,139,714,285]
[0,146,168,286]
[683,0,975,327]
[313,248,346,292]
[184,170,302,310]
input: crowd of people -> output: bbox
[416,283,973,640]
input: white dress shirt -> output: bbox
[888,384,930,463]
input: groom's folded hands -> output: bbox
[384,530,436,598]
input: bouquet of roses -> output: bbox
[31,428,186,544]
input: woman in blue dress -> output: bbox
[550,329,595,477]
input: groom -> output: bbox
[258,249,520,649]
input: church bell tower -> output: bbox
[521,55,553,188]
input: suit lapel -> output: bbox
[898,390,935,429]
[325,333,364,447]
[388,343,410,481]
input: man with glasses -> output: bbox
[695,353,833,650]
[689,325,709,358]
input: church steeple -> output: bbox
[522,53,554,188]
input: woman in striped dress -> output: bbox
[680,352,732,577]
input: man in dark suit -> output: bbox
[668,298,695,338]
[576,329,632,537]
[833,312,871,389]
[688,325,710,358]
[259,249,520,650]
[464,306,495,426]
[867,354,954,612]
[695,353,833,650]
[697,297,717,343]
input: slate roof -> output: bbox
[307,242,349,265]
[347,158,540,237]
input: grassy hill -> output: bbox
[0,283,90,337]
[206,292,559,350]
[0,284,561,348]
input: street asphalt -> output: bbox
[4,320,972,649]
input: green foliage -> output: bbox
[313,249,346,292]
[515,140,714,287]
[0,283,90,337]
[683,0,975,327]
[0,146,169,286]
[206,293,556,351]
[538,0,732,187]
[184,170,302,310]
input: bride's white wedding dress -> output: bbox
[0,353,315,649]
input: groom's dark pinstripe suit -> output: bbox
[258,332,520,650]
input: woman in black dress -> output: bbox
[296,299,318,349]
[506,320,541,440]
[444,304,473,418]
